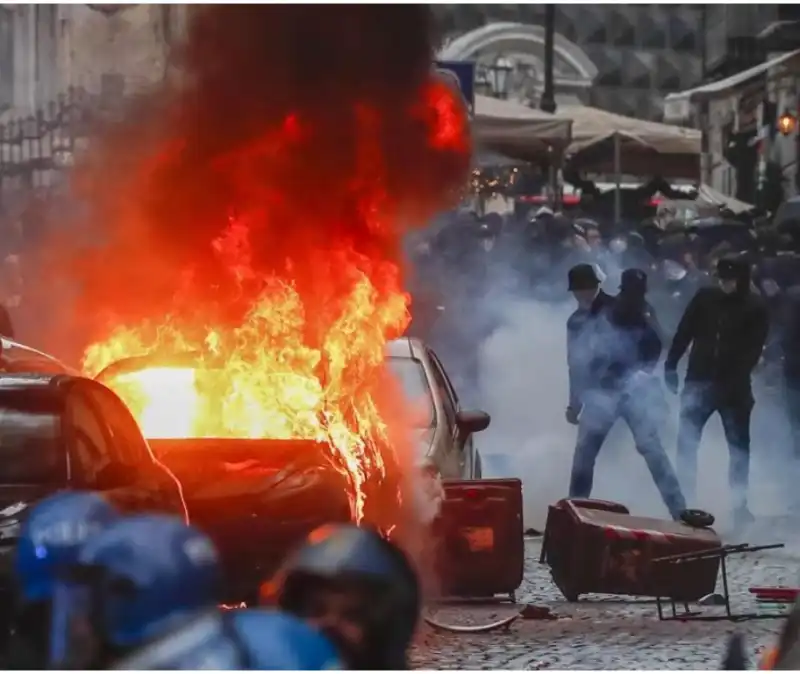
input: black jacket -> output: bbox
[566,290,615,407]
[593,297,664,391]
[665,284,769,392]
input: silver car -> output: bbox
[386,337,489,481]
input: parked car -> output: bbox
[0,372,187,631]
[386,336,489,481]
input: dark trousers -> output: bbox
[676,382,753,511]
[569,386,687,518]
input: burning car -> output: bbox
[87,336,488,598]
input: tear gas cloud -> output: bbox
[420,235,794,534]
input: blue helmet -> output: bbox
[112,609,343,670]
[77,514,221,647]
[272,524,419,670]
[14,491,119,602]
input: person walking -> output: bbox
[664,256,769,528]
[567,267,686,519]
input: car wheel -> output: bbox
[473,453,482,480]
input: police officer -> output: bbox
[8,492,119,669]
[49,514,222,668]
[664,256,769,528]
[267,523,420,670]
[567,267,687,519]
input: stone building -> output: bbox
[434,4,703,121]
[0,4,187,118]
[0,4,188,195]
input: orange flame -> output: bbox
[67,7,472,530]
[84,234,409,520]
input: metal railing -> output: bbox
[0,85,91,191]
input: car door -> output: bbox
[425,349,469,479]
[427,349,476,479]
[63,381,185,517]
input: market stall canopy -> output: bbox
[556,104,701,179]
[472,94,573,160]
[472,149,525,169]
[663,49,800,123]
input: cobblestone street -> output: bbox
[412,522,800,669]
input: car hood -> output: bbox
[149,438,351,519]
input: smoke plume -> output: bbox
[28,5,470,359]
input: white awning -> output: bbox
[663,49,800,123]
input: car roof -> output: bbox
[98,338,429,381]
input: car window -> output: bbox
[387,357,435,428]
[426,351,456,429]
[86,384,154,467]
[65,388,126,489]
[0,406,65,483]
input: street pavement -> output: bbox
[412,520,800,670]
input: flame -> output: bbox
[84,241,409,520]
[65,7,471,531]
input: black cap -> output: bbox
[620,268,647,294]
[568,263,600,291]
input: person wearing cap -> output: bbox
[567,267,687,519]
[565,262,615,426]
[664,255,769,529]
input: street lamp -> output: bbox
[488,57,514,99]
[778,109,797,136]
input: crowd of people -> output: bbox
[5,491,421,670]
[406,195,800,524]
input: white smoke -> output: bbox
[472,294,794,534]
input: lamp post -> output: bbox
[540,4,556,113]
[778,109,797,136]
[488,56,514,99]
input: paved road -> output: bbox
[412,522,800,669]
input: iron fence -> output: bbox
[0,85,91,192]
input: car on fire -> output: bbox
[0,336,490,604]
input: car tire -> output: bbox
[473,453,482,480]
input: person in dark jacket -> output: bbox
[565,263,615,425]
[567,267,687,518]
[664,256,769,528]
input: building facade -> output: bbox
[434,4,704,121]
[0,4,187,195]
[664,7,800,203]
